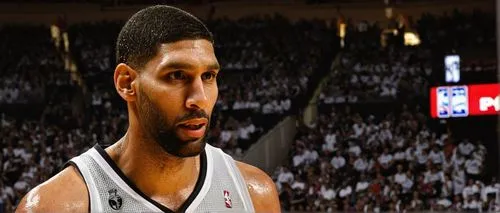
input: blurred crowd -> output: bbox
[0,26,64,104]
[276,9,497,213]
[208,16,335,155]
[320,9,495,104]
[275,104,496,212]
[416,10,495,51]
[320,46,432,103]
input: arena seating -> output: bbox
[275,10,498,212]
[0,25,66,106]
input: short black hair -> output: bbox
[116,5,214,69]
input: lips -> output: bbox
[176,118,208,140]
[177,118,208,128]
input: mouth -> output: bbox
[177,118,208,129]
[176,118,208,139]
[178,123,205,130]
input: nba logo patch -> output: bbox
[223,190,232,208]
[436,87,450,118]
[450,86,469,117]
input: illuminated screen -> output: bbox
[445,55,460,83]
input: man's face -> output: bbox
[136,39,219,157]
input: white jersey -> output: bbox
[68,144,255,212]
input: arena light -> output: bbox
[339,23,346,48]
[339,23,346,38]
[404,32,420,46]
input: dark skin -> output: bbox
[16,39,280,212]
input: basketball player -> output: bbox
[16,5,280,213]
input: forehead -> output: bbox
[152,39,218,70]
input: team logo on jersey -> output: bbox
[223,190,232,208]
[108,188,123,210]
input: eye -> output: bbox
[166,71,187,81]
[201,72,217,81]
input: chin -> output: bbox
[165,139,207,158]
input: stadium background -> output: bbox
[0,0,498,212]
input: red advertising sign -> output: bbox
[430,83,499,118]
[468,83,500,116]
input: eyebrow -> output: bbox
[159,61,220,72]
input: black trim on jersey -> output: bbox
[94,144,208,213]
[178,150,207,213]
[64,161,92,213]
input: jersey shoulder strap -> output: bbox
[68,146,162,212]
[192,144,255,212]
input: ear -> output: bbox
[114,63,138,102]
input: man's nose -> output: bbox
[185,77,208,110]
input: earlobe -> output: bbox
[114,63,137,101]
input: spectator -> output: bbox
[465,155,483,181]
[394,164,408,185]
[331,151,346,170]
[458,139,475,156]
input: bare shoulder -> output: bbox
[16,166,89,213]
[235,161,281,213]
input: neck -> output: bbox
[107,129,201,196]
